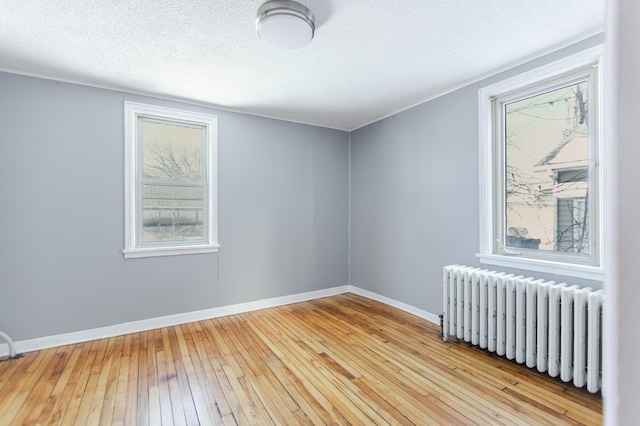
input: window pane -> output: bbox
[504,80,589,254]
[141,120,204,181]
[142,184,204,243]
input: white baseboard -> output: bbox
[348,286,441,325]
[0,285,440,357]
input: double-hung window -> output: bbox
[478,46,603,279]
[123,102,218,258]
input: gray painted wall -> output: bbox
[0,73,349,341]
[0,35,607,344]
[350,35,605,316]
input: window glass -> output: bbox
[141,120,203,181]
[503,80,590,255]
[138,118,207,246]
[142,185,204,243]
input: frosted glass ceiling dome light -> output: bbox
[256,0,315,49]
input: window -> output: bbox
[478,46,603,280]
[124,102,218,258]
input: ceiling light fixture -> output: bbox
[256,0,315,49]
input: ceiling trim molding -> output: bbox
[0,66,353,131]
[349,26,605,132]
[0,26,603,133]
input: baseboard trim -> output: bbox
[348,286,441,325]
[1,285,440,357]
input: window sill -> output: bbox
[476,253,604,281]
[123,244,220,259]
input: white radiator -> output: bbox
[442,265,604,393]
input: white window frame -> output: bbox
[123,102,219,258]
[477,46,604,280]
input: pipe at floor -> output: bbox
[0,330,23,360]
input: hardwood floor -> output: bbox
[0,293,602,425]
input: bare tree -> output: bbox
[144,142,201,180]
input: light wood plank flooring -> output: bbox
[0,293,602,425]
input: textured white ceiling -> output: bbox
[0,0,604,130]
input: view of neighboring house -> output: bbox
[505,81,590,254]
[535,134,589,253]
